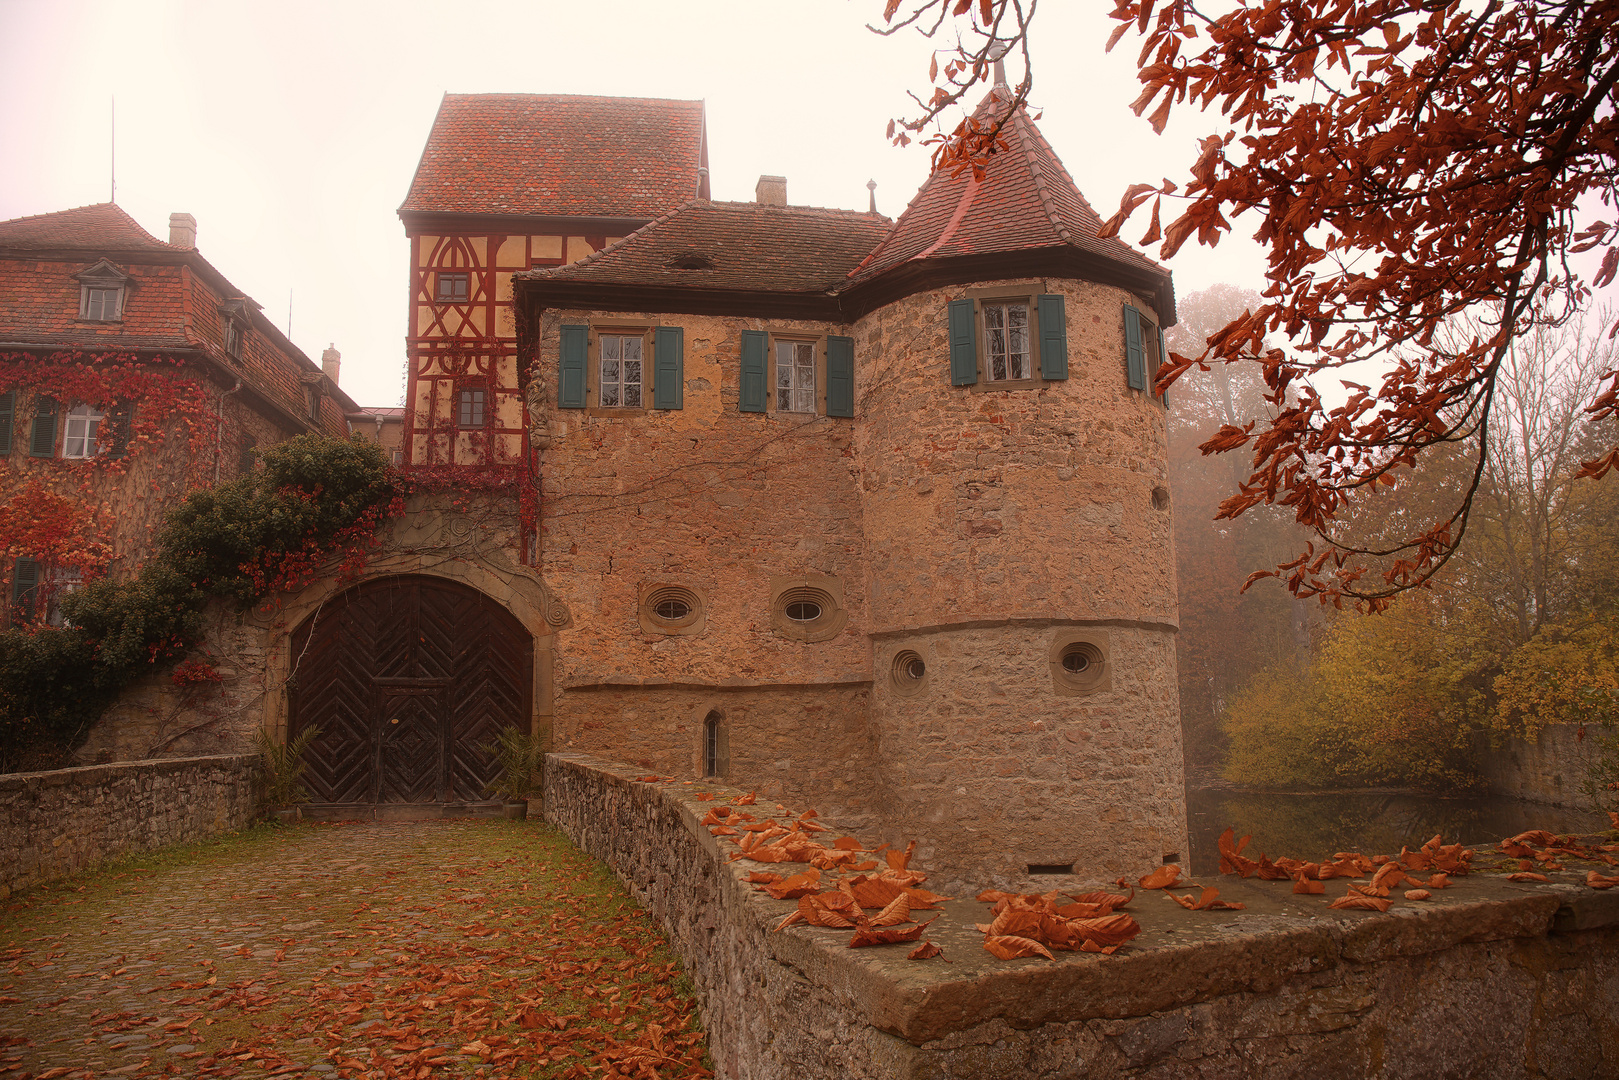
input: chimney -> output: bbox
[169,212,197,249]
[321,343,341,385]
[755,175,787,207]
[867,179,878,215]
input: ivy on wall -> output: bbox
[0,434,402,771]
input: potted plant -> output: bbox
[256,725,319,822]
[482,725,543,819]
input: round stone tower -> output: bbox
[847,91,1186,891]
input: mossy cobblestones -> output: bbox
[0,820,707,1079]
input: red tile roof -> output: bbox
[522,201,891,294]
[847,89,1164,286]
[399,94,708,220]
[0,203,171,252]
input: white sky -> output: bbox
[1,0,1282,409]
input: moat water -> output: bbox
[1185,786,1610,877]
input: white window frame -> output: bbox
[46,567,83,628]
[81,286,123,322]
[774,339,817,413]
[62,403,103,459]
[598,333,645,408]
[981,300,1033,382]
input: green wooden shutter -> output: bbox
[0,391,14,456]
[948,299,978,385]
[653,326,684,410]
[1123,305,1147,391]
[1157,327,1169,403]
[1037,295,1068,380]
[826,336,855,418]
[739,330,768,413]
[11,557,39,618]
[29,396,58,457]
[107,399,134,458]
[558,325,588,409]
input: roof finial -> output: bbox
[988,41,1009,90]
[867,179,878,215]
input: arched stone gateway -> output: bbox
[288,575,533,814]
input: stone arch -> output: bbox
[257,552,567,752]
[279,573,534,809]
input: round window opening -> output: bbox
[654,597,692,621]
[785,599,823,623]
[890,649,928,695]
[641,584,704,635]
[1053,640,1107,692]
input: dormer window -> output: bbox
[218,298,256,360]
[82,287,122,321]
[74,259,130,322]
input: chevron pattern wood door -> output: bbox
[288,575,534,805]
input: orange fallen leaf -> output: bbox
[731,792,757,805]
[709,826,739,837]
[1139,865,1182,890]
[795,894,855,928]
[1506,872,1551,883]
[762,870,821,900]
[1068,912,1142,947]
[1328,894,1392,912]
[886,840,918,872]
[1217,828,1259,877]
[1509,830,1558,848]
[1069,889,1132,909]
[744,871,782,884]
[1292,876,1326,895]
[1170,886,1245,911]
[1426,873,1452,889]
[1588,870,1619,890]
[908,940,943,960]
[1404,889,1432,901]
[983,935,1054,960]
[869,893,914,927]
[848,918,933,948]
[695,794,715,802]
[833,836,863,851]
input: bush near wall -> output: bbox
[0,435,401,772]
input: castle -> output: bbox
[6,83,1186,888]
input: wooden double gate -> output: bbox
[288,575,533,809]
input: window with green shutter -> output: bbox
[948,298,978,385]
[558,325,588,409]
[1123,305,1147,391]
[826,336,855,418]
[739,330,768,413]
[0,391,14,456]
[1037,295,1068,380]
[29,396,58,457]
[11,557,40,620]
[653,327,684,410]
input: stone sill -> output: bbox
[0,753,259,790]
[550,752,1617,1049]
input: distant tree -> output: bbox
[880,0,1619,608]
[1166,286,1311,774]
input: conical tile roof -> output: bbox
[848,88,1165,294]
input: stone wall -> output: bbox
[548,752,1619,1080]
[1480,723,1598,809]
[0,754,260,899]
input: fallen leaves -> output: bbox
[907,941,944,960]
[1589,871,1619,890]
[1169,886,1245,911]
[1138,865,1182,890]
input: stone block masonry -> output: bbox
[0,754,260,899]
[547,752,1619,1080]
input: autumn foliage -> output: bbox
[883,0,1619,607]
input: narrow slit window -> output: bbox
[599,334,643,408]
[983,302,1031,381]
[704,713,721,777]
[775,340,815,412]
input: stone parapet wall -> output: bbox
[1480,723,1598,809]
[548,752,1619,1080]
[0,754,260,899]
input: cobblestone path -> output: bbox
[0,821,708,1080]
